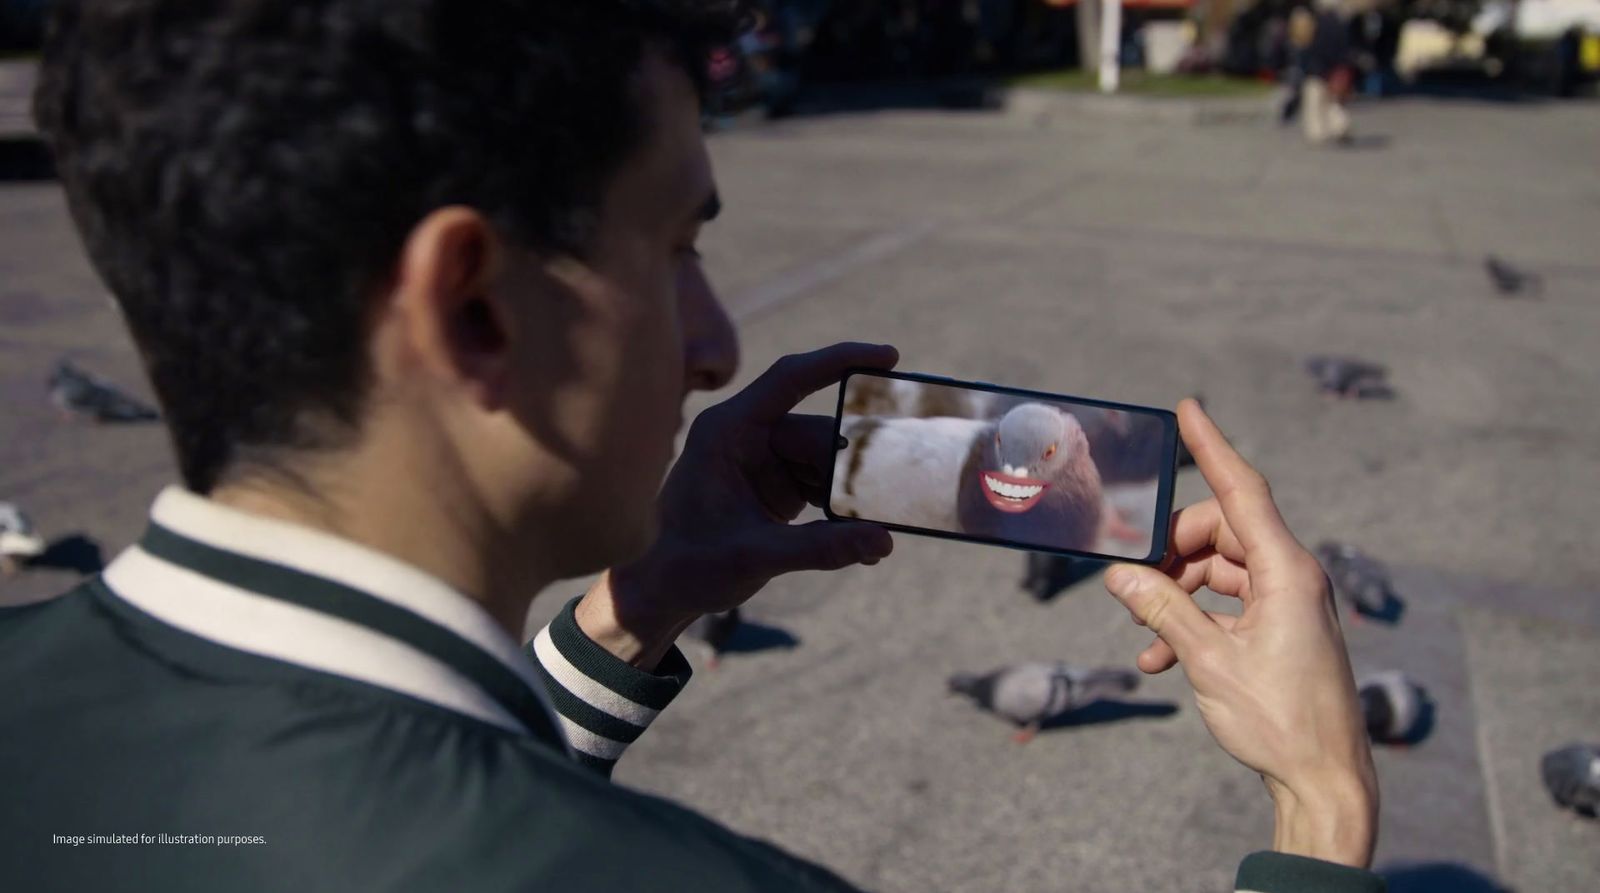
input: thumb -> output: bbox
[745,520,894,576]
[1103,564,1217,662]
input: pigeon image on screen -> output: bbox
[829,374,1172,560]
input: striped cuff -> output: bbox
[1236,852,1387,893]
[526,596,693,777]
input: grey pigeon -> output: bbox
[49,359,159,423]
[1020,552,1099,602]
[682,608,740,668]
[1315,541,1397,620]
[0,502,47,575]
[1541,742,1600,818]
[948,663,1139,743]
[1357,670,1428,744]
[1303,355,1394,400]
[956,404,1103,552]
[1484,255,1542,298]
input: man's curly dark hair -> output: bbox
[33,0,742,493]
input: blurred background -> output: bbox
[2,1,1597,890]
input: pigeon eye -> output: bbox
[1043,444,1057,460]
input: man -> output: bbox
[4,1,1384,890]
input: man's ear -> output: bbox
[389,206,513,411]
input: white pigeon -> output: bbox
[0,502,47,575]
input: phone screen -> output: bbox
[827,371,1177,564]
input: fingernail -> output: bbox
[1105,567,1135,595]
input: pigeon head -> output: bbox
[48,360,74,388]
[979,404,1087,515]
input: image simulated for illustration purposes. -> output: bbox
[829,375,1174,561]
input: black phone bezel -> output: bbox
[823,368,1178,566]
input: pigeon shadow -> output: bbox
[1324,384,1397,401]
[717,620,801,656]
[1039,700,1178,731]
[1354,592,1407,625]
[1339,133,1392,151]
[27,535,105,575]
[1378,861,1509,893]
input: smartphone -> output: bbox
[825,369,1178,564]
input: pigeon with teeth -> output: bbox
[948,663,1140,743]
[49,359,160,423]
[0,502,47,576]
[832,403,1104,553]
[956,403,1104,553]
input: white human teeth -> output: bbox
[986,476,1042,500]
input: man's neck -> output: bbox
[209,456,547,638]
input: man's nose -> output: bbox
[683,267,739,393]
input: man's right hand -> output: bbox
[1101,399,1379,868]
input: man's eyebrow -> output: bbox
[696,190,722,224]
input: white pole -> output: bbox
[1098,0,1122,93]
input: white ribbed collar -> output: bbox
[102,485,565,746]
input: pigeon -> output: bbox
[49,360,160,423]
[948,663,1139,743]
[832,403,1104,555]
[682,609,740,668]
[956,404,1104,553]
[1357,670,1428,745]
[1303,355,1394,400]
[1483,255,1542,299]
[1540,742,1600,818]
[843,374,987,419]
[1020,552,1100,602]
[0,502,47,576]
[1315,541,1398,621]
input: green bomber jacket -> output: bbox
[0,487,1384,892]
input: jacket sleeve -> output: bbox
[1235,852,1387,893]
[525,596,693,777]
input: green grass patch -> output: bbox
[1008,68,1274,98]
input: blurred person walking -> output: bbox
[1349,3,1401,96]
[1291,0,1354,145]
